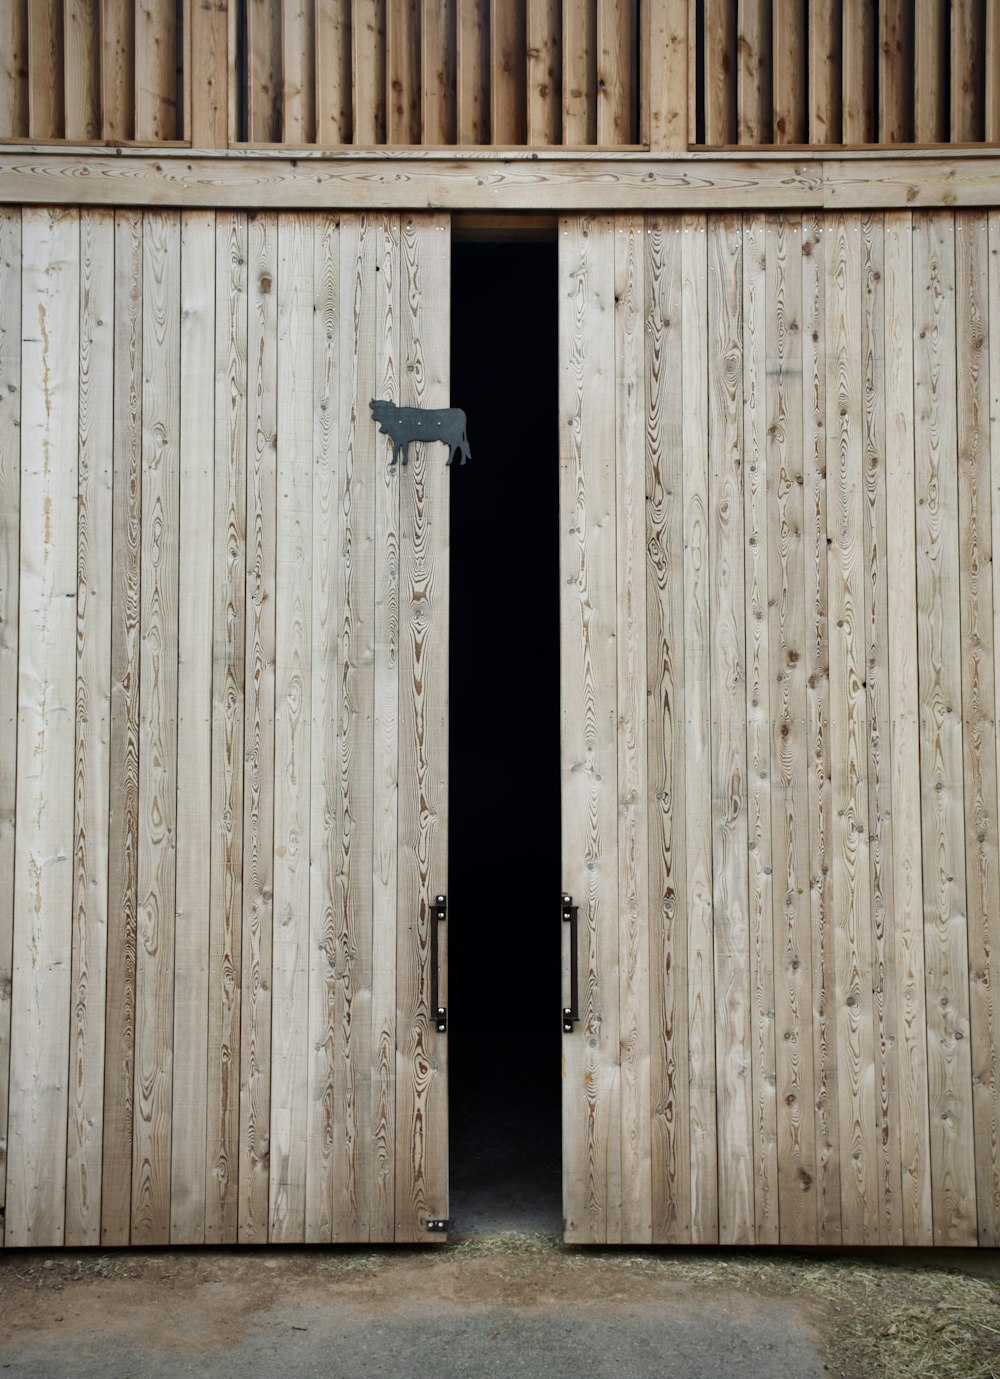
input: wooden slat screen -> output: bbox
[560,208,1000,1247]
[1,0,995,149]
[0,204,450,1247]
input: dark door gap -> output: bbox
[449,237,561,1237]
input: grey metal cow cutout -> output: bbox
[370,398,471,467]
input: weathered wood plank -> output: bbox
[643,0,687,150]
[878,0,913,143]
[841,0,876,144]
[808,0,840,144]
[914,0,948,143]
[0,0,29,138]
[736,0,769,144]
[101,0,134,141]
[247,0,281,142]
[491,0,526,143]
[135,0,177,141]
[65,207,113,1247]
[351,0,386,144]
[28,0,63,138]
[269,212,313,1242]
[563,0,595,144]
[422,0,456,144]
[7,208,78,1248]
[913,211,977,1246]
[387,0,419,143]
[283,0,316,143]
[0,207,20,1240]
[189,0,229,146]
[951,0,983,142]
[741,211,778,1244]
[456,0,488,143]
[239,209,277,1243]
[772,0,806,144]
[317,0,352,144]
[64,0,100,141]
[597,0,633,145]
[956,210,1000,1246]
[169,208,215,1246]
[708,212,753,1244]
[395,212,450,1241]
[101,207,142,1247]
[988,1,1000,143]
[527,0,559,145]
[990,208,1000,1242]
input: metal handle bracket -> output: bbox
[430,894,447,1033]
[562,893,579,1033]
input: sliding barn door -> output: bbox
[560,210,1000,1248]
[0,207,450,1247]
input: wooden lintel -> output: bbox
[0,148,997,209]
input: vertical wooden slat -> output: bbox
[317,0,352,143]
[704,0,736,144]
[957,210,1000,1245]
[879,0,913,143]
[708,213,753,1243]
[615,213,650,1242]
[802,212,841,1245]
[563,0,596,144]
[269,212,313,1243]
[598,0,634,144]
[951,0,983,142]
[189,0,230,145]
[395,213,450,1241]
[987,0,1000,143]
[914,0,949,143]
[101,208,142,1247]
[169,208,215,1247]
[913,211,978,1246]
[7,208,78,1247]
[736,0,770,144]
[388,0,420,143]
[560,214,619,1244]
[371,212,400,1241]
[841,0,876,143]
[28,0,63,138]
[101,0,134,141]
[352,0,386,143]
[248,0,282,142]
[0,208,20,1243]
[643,0,687,149]
[826,212,878,1245]
[65,207,113,1247]
[283,0,317,143]
[136,0,177,141]
[457,0,488,142]
[0,0,29,137]
[491,0,526,143]
[527,0,559,145]
[990,209,1000,1242]
[772,0,805,144]
[883,210,933,1246]
[861,211,903,1244]
[645,216,690,1243]
[808,0,840,144]
[767,213,817,1246]
[742,213,778,1243]
[681,214,717,1243]
[132,210,180,1245]
[239,210,277,1243]
[64,0,100,140]
[422,0,456,144]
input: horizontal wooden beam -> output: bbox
[0,147,997,209]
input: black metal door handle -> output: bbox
[562,893,579,1032]
[430,895,447,1033]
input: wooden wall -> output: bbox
[1,0,998,149]
[0,204,451,1247]
[560,208,1000,1246]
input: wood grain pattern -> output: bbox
[422,0,456,144]
[0,0,28,137]
[64,0,100,141]
[736,0,770,144]
[317,0,352,144]
[189,0,229,146]
[135,0,176,141]
[914,0,948,143]
[597,0,633,145]
[28,0,63,138]
[457,0,488,143]
[282,0,316,143]
[841,0,876,144]
[101,0,134,141]
[351,0,385,144]
[643,0,687,149]
[527,0,560,145]
[563,0,595,144]
[951,0,982,142]
[808,0,840,144]
[65,207,113,1246]
[388,0,419,143]
[491,0,526,143]
[170,208,215,1246]
[7,208,78,1246]
[878,0,913,143]
[248,0,282,142]
[772,0,805,144]
[988,1,1000,143]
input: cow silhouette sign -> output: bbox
[370,399,471,468]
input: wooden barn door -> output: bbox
[559,209,1000,1249]
[0,208,450,1247]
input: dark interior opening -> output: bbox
[449,233,561,1235]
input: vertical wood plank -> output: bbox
[913,211,977,1246]
[248,0,282,142]
[132,210,180,1245]
[956,210,1000,1246]
[951,0,983,142]
[422,0,456,144]
[742,212,778,1243]
[283,0,317,143]
[101,208,142,1246]
[883,210,933,1245]
[352,0,386,143]
[169,208,215,1246]
[64,0,100,140]
[0,208,20,1241]
[527,0,560,145]
[136,0,177,141]
[615,213,650,1242]
[736,0,770,144]
[990,209,1000,1241]
[7,208,78,1247]
[65,208,113,1247]
[879,0,913,143]
[645,216,690,1244]
[766,213,818,1245]
[708,213,753,1243]
[987,0,1000,143]
[491,0,526,143]
[317,0,352,143]
[189,0,230,145]
[560,214,619,1243]
[395,213,451,1241]
[0,0,29,137]
[456,0,488,143]
[801,212,842,1244]
[563,0,596,144]
[643,0,688,150]
[914,0,949,143]
[841,0,876,143]
[387,0,420,143]
[269,212,313,1243]
[28,0,63,138]
[808,0,840,144]
[704,0,736,144]
[598,0,634,144]
[772,0,805,144]
[101,0,134,141]
[681,213,717,1242]
[239,210,277,1243]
